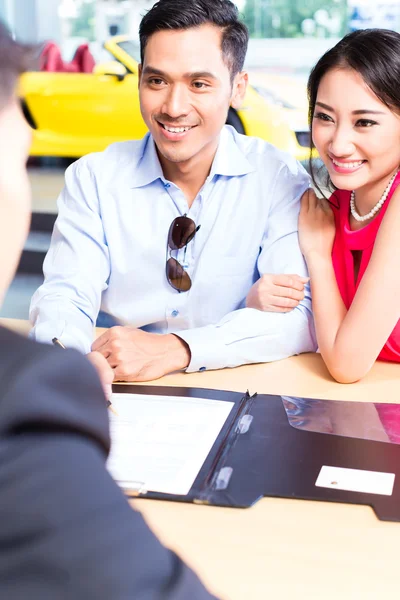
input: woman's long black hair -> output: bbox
[307,29,400,205]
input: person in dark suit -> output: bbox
[0,21,216,600]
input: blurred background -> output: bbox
[1,0,399,320]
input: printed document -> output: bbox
[107,392,234,496]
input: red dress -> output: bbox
[331,173,400,443]
[331,171,400,362]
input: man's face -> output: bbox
[139,24,246,168]
[0,96,32,305]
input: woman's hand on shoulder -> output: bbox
[298,188,336,260]
[246,273,309,312]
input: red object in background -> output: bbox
[39,41,95,73]
[39,42,64,72]
[71,44,95,73]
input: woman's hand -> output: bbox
[299,189,336,260]
[246,273,309,312]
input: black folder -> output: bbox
[113,384,400,523]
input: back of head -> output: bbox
[0,21,33,110]
[139,0,249,81]
[0,21,35,304]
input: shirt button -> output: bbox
[199,366,206,372]
[164,183,171,188]
[171,310,179,318]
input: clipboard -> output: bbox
[112,384,400,522]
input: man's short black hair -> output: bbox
[139,0,249,81]
[0,21,35,109]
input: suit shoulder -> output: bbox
[0,325,93,394]
[0,327,109,452]
[0,326,52,378]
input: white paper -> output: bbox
[107,392,234,496]
[315,465,395,496]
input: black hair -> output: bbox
[0,20,35,110]
[307,29,400,200]
[139,0,249,82]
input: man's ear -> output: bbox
[230,71,248,110]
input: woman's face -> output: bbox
[312,67,400,197]
[0,96,32,305]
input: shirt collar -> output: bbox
[209,126,256,178]
[130,134,164,188]
[130,125,255,189]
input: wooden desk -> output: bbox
[2,318,400,599]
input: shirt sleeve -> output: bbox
[29,157,110,353]
[178,161,317,372]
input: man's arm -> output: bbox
[29,157,110,353]
[94,162,317,379]
[0,346,217,600]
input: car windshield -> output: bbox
[116,41,141,63]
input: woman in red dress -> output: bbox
[248,29,400,384]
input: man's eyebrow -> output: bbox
[185,71,218,80]
[316,101,385,115]
[142,66,167,77]
[142,66,218,80]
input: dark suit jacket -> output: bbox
[0,326,217,600]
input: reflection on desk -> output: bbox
[1,317,400,600]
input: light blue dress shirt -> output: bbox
[30,126,317,371]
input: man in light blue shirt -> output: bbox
[30,0,317,382]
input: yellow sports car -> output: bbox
[19,35,311,161]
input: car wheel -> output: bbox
[226,108,245,134]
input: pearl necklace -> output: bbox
[350,170,399,222]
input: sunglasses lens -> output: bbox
[168,216,196,250]
[166,257,192,292]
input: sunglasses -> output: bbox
[166,215,201,292]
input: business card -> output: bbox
[315,465,395,496]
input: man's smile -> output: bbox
[156,120,198,140]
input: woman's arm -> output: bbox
[246,273,309,312]
[300,188,400,383]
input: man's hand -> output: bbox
[246,273,309,312]
[86,351,114,400]
[91,327,191,382]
